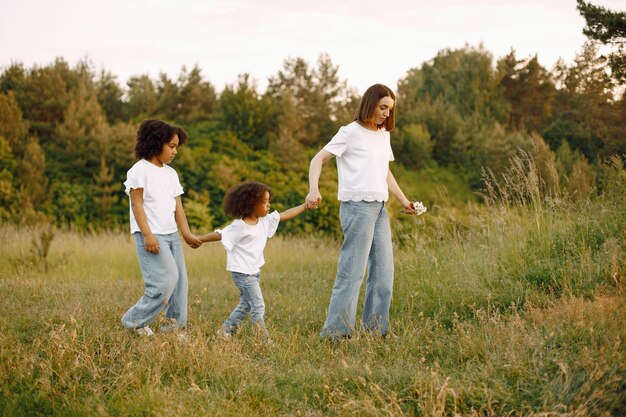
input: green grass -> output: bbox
[0,184,624,415]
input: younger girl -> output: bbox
[121,119,202,336]
[199,181,307,343]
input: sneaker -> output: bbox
[176,332,188,342]
[216,327,232,339]
[135,326,154,337]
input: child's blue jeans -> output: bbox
[121,232,188,330]
[223,271,269,339]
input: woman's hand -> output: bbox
[144,233,160,254]
[183,233,203,249]
[401,199,417,215]
[306,190,322,210]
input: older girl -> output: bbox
[121,119,202,336]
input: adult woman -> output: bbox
[306,84,417,340]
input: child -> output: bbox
[121,119,202,336]
[199,181,307,343]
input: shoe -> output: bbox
[160,319,180,333]
[176,332,188,342]
[135,326,154,337]
[216,327,232,339]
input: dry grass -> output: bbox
[0,154,624,416]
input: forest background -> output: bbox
[0,2,624,237]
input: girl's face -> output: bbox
[154,134,179,166]
[368,96,394,127]
[252,191,271,218]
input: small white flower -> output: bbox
[411,201,427,215]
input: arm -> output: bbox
[306,149,335,209]
[197,231,222,243]
[387,169,417,214]
[279,203,307,222]
[175,196,203,248]
[129,188,160,254]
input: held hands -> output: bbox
[305,190,322,210]
[183,233,203,249]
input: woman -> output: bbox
[306,83,417,340]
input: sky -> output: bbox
[1,0,624,94]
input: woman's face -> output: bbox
[368,96,395,127]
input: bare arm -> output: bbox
[175,196,203,248]
[387,169,416,214]
[197,232,222,243]
[306,149,335,209]
[129,188,160,254]
[279,203,307,222]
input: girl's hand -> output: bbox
[184,233,203,249]
[306,190,322,210]
[144,233,160,254]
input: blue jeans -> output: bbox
[321,201,394,339]
[223,272,269,339]
[121,232,189,329]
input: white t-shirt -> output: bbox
[124,159,184,234]
[323,121,395,202]
[220,211,281,275]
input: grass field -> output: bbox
[1,160,624,416]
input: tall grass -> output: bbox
[0,154,624,416]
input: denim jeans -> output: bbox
[223,272,269,339]
[121,232,188,329]
[321,201,394,339]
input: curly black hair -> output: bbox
[223,181,274,218]
[135,119,189,159]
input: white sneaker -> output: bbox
[135,326,154,337]
[176,332,188,342]
[216,328,232,339]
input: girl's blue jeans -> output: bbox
[121,232,188,330]
[223,272,269,339]
[321,201,394,339]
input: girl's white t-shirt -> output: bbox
[323,121,395,202]
[124,159,184,234]
[220,211,281,275]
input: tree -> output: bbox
[177,65,217,123]
[497,51,556,132]
[96,70,126,123]
[51,75,110,182]
[126,74,157,120]
[268,89,308,171]
[577,0,626,84]
[217,74,274,150]
[0,137,17,220]
[267,54,356,146]
[0,91,29,157]
[18,137,48,223]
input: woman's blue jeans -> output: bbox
[121,232,188,330]
[321,201,394,339]
[223,272,269,339]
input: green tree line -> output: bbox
[0,36,624,235]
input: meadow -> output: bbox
[0,157,624,416]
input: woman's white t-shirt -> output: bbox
[124,159,184,234]
[323,121,394,202]
[220,211,281,275]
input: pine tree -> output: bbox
[577,0,626,84]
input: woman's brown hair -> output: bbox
[353,84,396,132]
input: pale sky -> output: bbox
[1,0,624,94]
